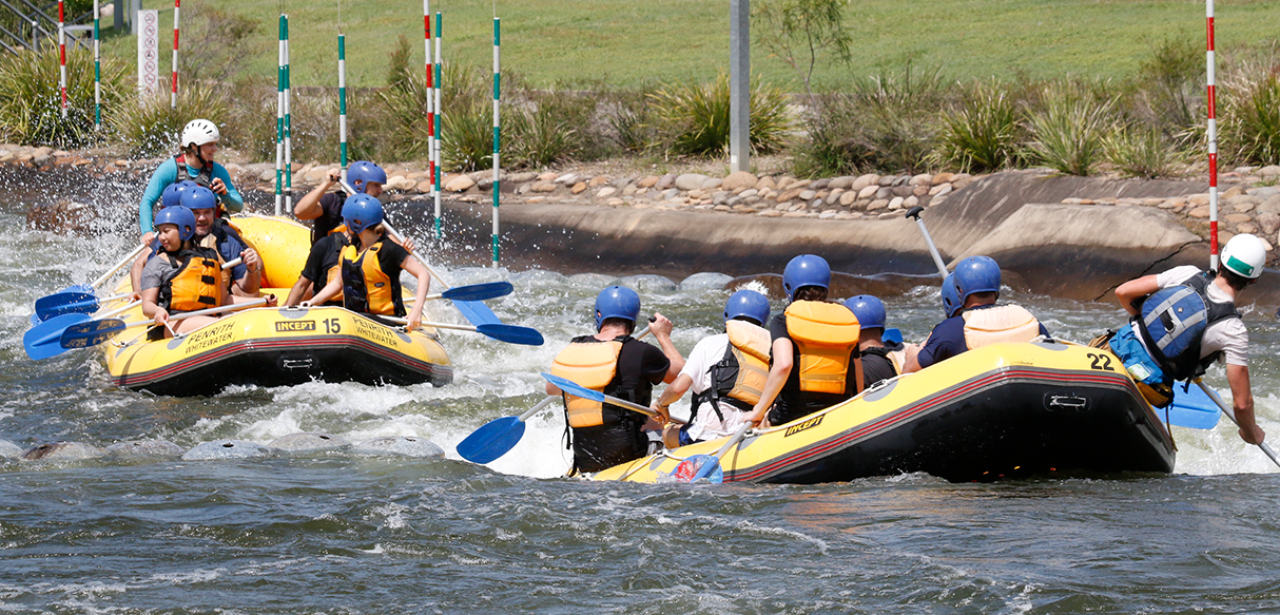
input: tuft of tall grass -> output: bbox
[937,83,1022,173]
[0,47,128,148]
[1219,44,1280,166]
[649,72,792,157]
[111,83,228,158]
[1024,81,1116,176]
[1134,35,1203,138]
[1104,124,1187,179]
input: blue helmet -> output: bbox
[594,285,641,331]
[160,180,200,210]
[342,193,384,234]
[953,255,1001,302]
[179,185,218,212]
[843,295,886,330]
[724,289,771,326]
[941,273,962,318]
[155,205,196,241]
[782,254,831,302]
[348,161,387,194]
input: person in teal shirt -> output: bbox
[137,119,243,240]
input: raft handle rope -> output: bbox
[620,448,692,481]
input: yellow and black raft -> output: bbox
[592,341,1176,483]
[97,215,452,396]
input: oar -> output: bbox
[905,206,948,277]
[34,291,132,321]
[38,243,148,301]
[405,281,514,304]
[1160,384,1222,430]
[383,316,543,346]
[541,372,684,423]
[59,297,270,352]
[23,299,143,360]
[1194,378,1280,468]
[671,423,753,484]
[457,323,657,464]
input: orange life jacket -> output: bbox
[158,246,225,312]
[340,239,403,317]
[550,340,624,428]
[962,305,1042,349]
[785,301,861,395]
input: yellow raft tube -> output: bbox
[592,340,1176,484]
[97,215,452,396]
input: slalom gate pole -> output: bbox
[492,17,500,267]
[1206,0,1219,271]
[338,33,348,181]
[93,0,100,130]
[171,0,179,109]
[424,2,438,236]
[58,0,66,118]
[275,15,285,215]
[433,11,443,239]
[283,15,293,212]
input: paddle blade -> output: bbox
[442,282,514,302]
[883,327,903,345]
[476,323,544,346]
[672,455,725,484]
[457,416,526,464]
[59,318,128,349]
[1165,385,1223,430]
[34,291,99,320]
[541,372,605,403]
[62,284,94,295]
[454,300,502,326]
[23,313,92,360]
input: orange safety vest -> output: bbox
[159,246,225,312]
[340,239,403,317]
[962,305,1042,349]
[550,340,624,428]
[720,320,772,406]
[785,301,861,395]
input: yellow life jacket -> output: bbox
[695,321,772,418]
[159,247,225,313]
[962,305,1042,349]
[550,340,624,428]
[340,239,403,316]
[785,301,861,395]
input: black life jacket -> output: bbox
[174,155,214,189]
[1135,270,1240,382]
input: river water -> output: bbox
[3,188,1280,613]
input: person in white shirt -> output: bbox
[652,290,772,447]
[1110,233,1267,445]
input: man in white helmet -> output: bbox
[136,119,244,244]
[1107,233,1268,445]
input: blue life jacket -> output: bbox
[1134,271,1239,381]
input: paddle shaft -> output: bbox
[90,244,148,289]
[1195,379,1280,468]
[98,299,141,320]
[382,316,479,333]
[905,206,947,277]
[338,179,450,289]
[137,296,269,330]
[691,423,753,481]
[520,395,556,421]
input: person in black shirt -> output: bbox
[843,295,903,390]
[294,161,386,245]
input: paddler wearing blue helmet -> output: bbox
[545,285,684,475]
[294,160,387,245]
[843,294,905,390]
[903,255,1050,373]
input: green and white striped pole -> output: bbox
[338,33,348,182]
[93,0,100,130]
[283,15,294,212]
[491,17,500,267]
[433,12,443,239]
[275,15,285,215]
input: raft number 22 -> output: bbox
[1086,352,1115,371]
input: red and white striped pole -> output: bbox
[171,0,180,109]
[424,1,435,206]
[58,0,66,118]
[1206,0,1219,270]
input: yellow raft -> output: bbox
[592,340,1176,483]
[98,215,453,396]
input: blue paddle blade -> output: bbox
[476,324,544,346]
[29,314,40,326]
[672,454,725,484]
[1164,385,1223,430]
[442,282,514,302]
[34,291,99,320]
[62,284,94,295]
[23,313,92,360]
[542,372,605,403]
[883,328,903,345]
[457,415,527,464]
[60,318,128,349]
[454,300,502,326]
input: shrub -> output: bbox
[1024,81,1116,176]
[1219,43,1280,166]
[1135,35,1204,137]
[1104,124,1187,179]
[112,82,228,158]
[603,88,655,153]
[937,83,1022,173]
[649,71,792,157]
[507,97,581,169]
[0,46,128,148]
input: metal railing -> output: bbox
[0,0,93,55]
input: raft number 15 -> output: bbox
[1086,352,1115,371]
[324,318,341,334]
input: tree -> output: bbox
[752,0,854,98]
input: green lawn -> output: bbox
[94,0,1280,90]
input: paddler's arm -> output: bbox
[652,373,693,424]
[232,247,262,296]
[211,164,243,213]
[648,312,684,382]
[745,337,794,425]
[128,249,150,302]
[1228,364,1266,445]
[1115,275,1159,316]
[140,286,167,325]
[294,168,340,220]
[307,277,342,307]
[401,254,431,330]
[284,275,313,307]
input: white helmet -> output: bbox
[181,119,220,149]
[1221,233,1267,279]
